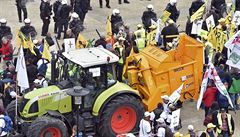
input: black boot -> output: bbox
[106,5,111,8]
[124,0,130,3]
[118,0,121,4]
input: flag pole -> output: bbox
[15,79,19,131]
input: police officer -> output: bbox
[16,0,28,23]
[165,0,180,23]
[74,0,89,25]
[161,20,179,48]
[40,0,52,36]
[110,9,124,36]
[189,0,205,16]
[141,4,157,32]
[20,18,37,39]
[53,0,62,34]
[99,0,110,8]
[134,24,146,51]
[57,0,72,39]
[69,12,83,37]
[0,19,12,43]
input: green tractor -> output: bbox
[6,48,144,137]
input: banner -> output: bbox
[169,83,184,104]
[225,30,240,50]
[170,109,181,128]
[215,28,227,52]
[206,15,215,31]
[191,20,203,35]
[64,38,76,52]
[197,66,210,110]
[160,10,171,23]
[226,43,240,69]
[197,63,234,109]
[232,11,240,25]
[209,63,234,108]
[198,29,209,37]
[190,4,206,22]
[16,45,29,92]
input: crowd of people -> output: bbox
[0,0,240,136]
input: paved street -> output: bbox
[0,0,239,136]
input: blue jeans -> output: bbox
[220,131,230,137]
[230,93,240,110]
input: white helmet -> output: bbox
[62,0,67,4]
[112,9,120,15]
[71,12,79,18]
[147,4,154,10]
[24,18,31,24]
[0,18,7,24]
[170,0,177,5]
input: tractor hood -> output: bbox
[24,86,60,99]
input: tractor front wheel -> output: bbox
[27,116,69,137]
[98,94,144,137]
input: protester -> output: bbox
[161,19,179,47]
[202,80,218,116]
[146,24,157,46]
[0,105,13,137]
[200,123,217,137]
[165,0,180,22]
[189,0,205,16]
[40,0,52,36]
[0,37,13,70]
[133,24,145,51]
[33,73,48,88]
[26,58,38,89]
[0,80,17,108]
[217,80,230,113]
[186,125,196,137]
[141,4,157,32]
[216,108,235,136]
[16,0,28,23]
[139,111,152,137]
[113,37,125,82]
[69,12,83,37]
[211,0,226,17]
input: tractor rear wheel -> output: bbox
[27,116,69,137]
[98,94,144,137]
[6,100,22,125]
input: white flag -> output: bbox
[64,38,76,53]
[169,83,184,104]
[16,45,29,92]
[155,19,162,43]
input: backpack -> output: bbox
[203,113,213,127]
[0,115,13,132]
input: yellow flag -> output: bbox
[106,15,112,40]
[42,39,51,62]
[17,30,28,49]
[146,29,157,46]
[161,10,171,23]
[76,33,88,49]
[28,36,36,56]
[215,28,227,52]
[190,4,206,22]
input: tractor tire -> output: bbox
[98,94,144,137]
[6,100,22,124]
[27,116,69,137]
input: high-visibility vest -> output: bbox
[134,29,146,39]
[216,113,233,135]
[135,38,145,51]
